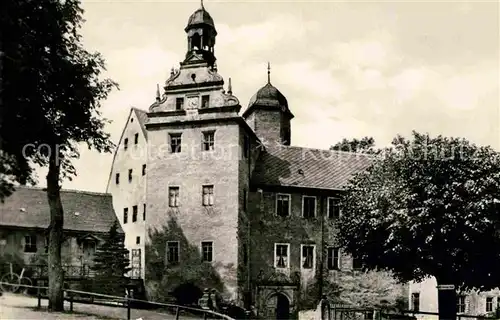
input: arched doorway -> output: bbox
[265,292,290,320]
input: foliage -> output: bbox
[92,221,131,295]
[330,137,377,154]
[335,270,405,309]
[1,0,116,309]
[338,131,500,290]
[145,221,225,304]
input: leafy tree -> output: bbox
[0,0,116,310]
[337,131,500,320]
[92,221,131,295]
[330,137,377,153]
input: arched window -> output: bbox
[190,33,201,50]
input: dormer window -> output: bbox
[176,98,184,110]
[201,95,210,108]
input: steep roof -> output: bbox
[105,107,148,192]
[0,186,122,233]
[133,107,148,139]
[251,145,374,190]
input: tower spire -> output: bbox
[201,0,204,9]
[156,84,161,102]
[228,78,232,95]
[267,62,271,84]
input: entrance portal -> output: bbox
[276,293,290,320]
[264,292,290,320]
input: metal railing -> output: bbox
[0,281,236,320]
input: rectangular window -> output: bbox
[169,187,180,207]
[175,97,184,110]
[457,296,466,313]
[202,185,214,206]
[170,133,182,153]
[201,95,210,108]
[301,245,315,269]
[123,208,128,224]
[327,197,341,219]
[327,247,340,270]
[115,173,120,185]
[132,205,138,222]
[201,241,213,262]
[352,256,363,270]
[134,133,139,145]
[128,169,133,182]
[143,204,146,221]
[142,164,146,176]
[24,235,37,253]
[274,243,290,269]
[486,297,493,312]
[124,138,128,150]
[202,131,215,151]
[243,135,250,158]
[167,241,179,266]
[276,194,291,217]
[136,236,140,245]
[302,196,316,218]
[411,293,420,312]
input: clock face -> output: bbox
[187,96,199,109]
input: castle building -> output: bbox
[107,3,406,318]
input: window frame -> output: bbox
[300,244,316,270]
[276,193,291,217]
[136,236,141,245]
[128,169,133,182]
[302,195,317,218]
[134,133,139,145]
[143,203,146,221]
[142,164,146,176]
[175,97,184,110]
[411,292,420,312]
[202,131,215,152]
[123,208,129,224]
[169,133,182,153]
[201,241,214,262]
[132,205,138,222]
[169,186,180,207]
[327,197,341,219]
[457,295,466,313]
[327,247,341,270]
[274,243,290,269]
[486,297,493,312]
[202,185,214,206]
[166,241,180,266]
[124,138,128,150]
[201,95,210,108]
[24,235,37,253]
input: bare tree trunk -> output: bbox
[436,278,457,320]
[46,153,64,311]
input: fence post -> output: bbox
[126,292,131,320]
[175,306,180,320]
[37,284,41,308]
[69,291,73,312]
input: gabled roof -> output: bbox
[133,107,148,139]
[251,145,374,191]
[105,107,148,192]
[0,186,122,234]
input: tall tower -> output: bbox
[144,2,253,305]
[242,63,294,146]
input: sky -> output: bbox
[34,0,499,192]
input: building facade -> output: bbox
[409,278,500,318]
[107,3,407,318]
[0,186,122,280]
